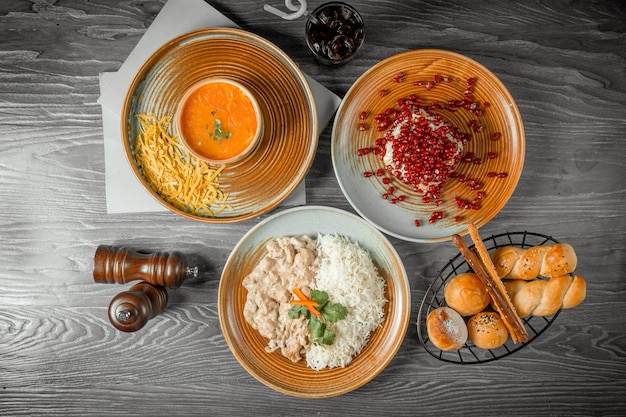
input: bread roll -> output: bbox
[444,272,491,316]
[426,307,468,351]
[467,311,509,349]
[503,275,586,317]
[491,243,577,280]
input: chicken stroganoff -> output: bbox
[242,236,320,362]
[242,234,387,370]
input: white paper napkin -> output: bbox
[98,0,341,214]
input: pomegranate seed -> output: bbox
[487,152,497,159]
[467,179,481,190]
[364,171,373,177]
[473,157,482,165]
[390,198,398,204]
[398,195,406,201]
[359,123,367,131]
[487,172,497,177]
[382,177,391,184]
[360,111,367,120]
[388,186,395,194]
[434,74,441,83]
[454,215,462,222]
[492,132,501,140]
[380,89,388,97]
[425,82,433,90]
[429,211,444,223]
[483,101,490,107]
[376,168,384,176]
[382,193,389,199]
[497,172,508,178]
[455,196,469,209]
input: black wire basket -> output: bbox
[417,231,562,364]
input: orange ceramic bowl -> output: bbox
[175,78,263,165]
[121,28,318,223]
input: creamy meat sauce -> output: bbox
[242,236,320,362]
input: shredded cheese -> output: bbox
[132,113,232,216]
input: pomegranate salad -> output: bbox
[378,107,470,199]
[357,74,509,227]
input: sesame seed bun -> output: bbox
[467,311,509,349]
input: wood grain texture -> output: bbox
[1,0,625,415]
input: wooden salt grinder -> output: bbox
[108,281,167,332]
[93,245,192,288]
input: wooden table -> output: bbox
[1,1,625,415]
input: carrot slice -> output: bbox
[290,299,319,307]
[292,288,320,317]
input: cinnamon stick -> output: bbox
[452,232,529,343]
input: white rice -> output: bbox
[306,234,387,370]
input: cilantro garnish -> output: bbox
[207,110,232,144]
[288,289,348,346]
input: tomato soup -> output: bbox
[177,79,260,163]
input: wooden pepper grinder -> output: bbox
[93,245,196,288]
[108,281,167,332]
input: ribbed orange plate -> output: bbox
[218,206,410,398]
[332,49,525,242]
[121,28,318,222]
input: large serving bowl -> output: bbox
[121,28,318,222]
[332,49,525,242]
[218,206,411,397]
